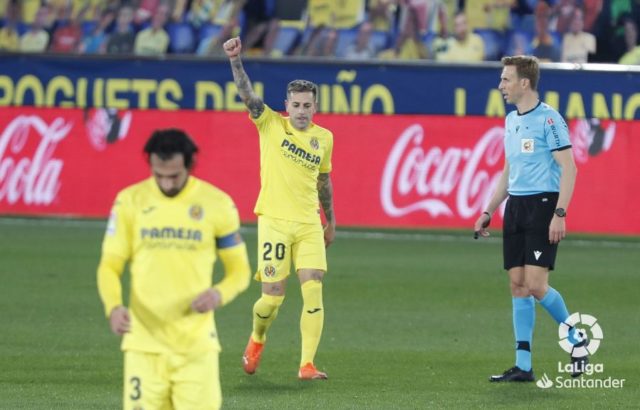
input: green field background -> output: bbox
[0,218,638,409]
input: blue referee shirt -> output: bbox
[504,101,572,195]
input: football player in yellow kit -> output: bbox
[224,37,336,380]
[97,129,251,409]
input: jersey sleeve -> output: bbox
[214,243,251,306]
[213,194,241,239]
[97,253,127,317]
[97,191,134,317]
[101,191,134,260]
[319,132,333,173]
[250,104,277,134]
[544,110,571,151]
[212,194,250,306]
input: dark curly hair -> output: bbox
[143,128,199,169]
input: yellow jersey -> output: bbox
[308,0,333,27]
[252,105,333,224]
[0,27,19,52]
[99,176,240,354]
[308,0,364,28]
[466,0,513,31]
[333,0,365,29]
[71,0,103,20]
[20,0,40,23]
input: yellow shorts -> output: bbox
[255,215,327,282]
[123,349,221,410]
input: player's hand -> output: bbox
[191,288,222,313]
[324,221,336,248]
[473,212,491,239]
[549,215,566,244]
[109,305,130,335]
[223,37,242,58]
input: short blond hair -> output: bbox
[287,79,318,101]
[501,55,540,90]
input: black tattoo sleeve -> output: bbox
[317,173,335,224]
[229,57,265,118]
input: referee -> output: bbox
[474,55,588,382]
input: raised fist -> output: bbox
[223,37,242,58]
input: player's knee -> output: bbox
[298,269,324,283]
[509,281,529,297]
[259,293,285,307]
[527,284,548,300]
[262,280,286,296]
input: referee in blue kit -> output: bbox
[474,55,588,382]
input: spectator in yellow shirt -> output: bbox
[19,6,50,53]
[18,0,41,24]
[465,0,514,32]
[134,4,170,56]
[561,8,596,63]
[377,6,428,60]
[619,17,640,65]
[434,11,485,62]
[367,0,398,32]
[0,3,19,52]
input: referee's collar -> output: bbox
[517,100,541,116]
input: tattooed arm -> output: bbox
[318,173,336,247]
[223,37,264,119]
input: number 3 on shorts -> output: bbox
[129,376,141,400]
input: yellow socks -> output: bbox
[251,294,284,343]
[300,280,324,367]
[252,281,324,367]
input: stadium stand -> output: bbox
[473,28,505,61]
[272,25,302,56]
[167,22,196,53]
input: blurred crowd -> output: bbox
[1,0,640,64]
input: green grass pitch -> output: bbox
[0,218,638,409]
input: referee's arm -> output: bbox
[485,161,510,215]
[550,149,577,243]
[552,148,577,213]
[474,161,509,237]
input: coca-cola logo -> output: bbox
[0,115,71,206]
[380,124,504,220]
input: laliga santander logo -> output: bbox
[380,124,504,219]
[559,312,603,358]
[535,313,622,390]
[0,115,71,206]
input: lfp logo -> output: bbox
[558,312,603,357]
[536,313,624,389]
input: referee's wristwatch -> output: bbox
[554,208,566,217]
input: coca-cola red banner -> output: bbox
[1,108,638,235]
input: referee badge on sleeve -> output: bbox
[521,139,534,153]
